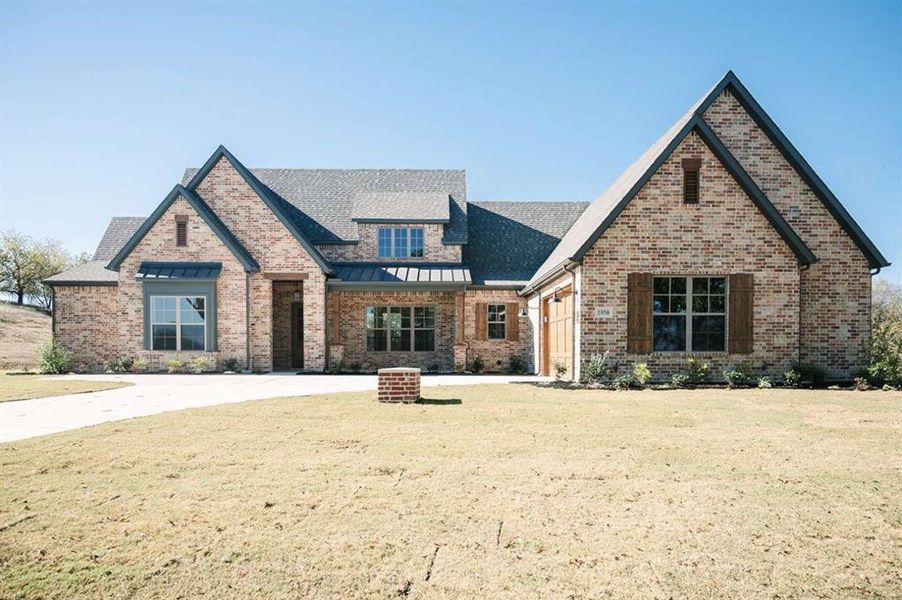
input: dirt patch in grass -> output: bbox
[0,303,50,370]
[0,374,131,402]
[1,386,900,598]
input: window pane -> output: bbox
[400,307,411,328]
[710,295,725,313]
[180,297,205,324]
[709,277,726,294]
[423,306,435,328]
[653,315,686,351]
[488,323,506,340]
[414,329,434,351]
[692,277,709,294]
[692,295,709,313]
[180,324,205,350]
[365,307,375,329]
[373,307,386,329]
[391,328,411,351]
[151,297,176,323]
[378,229,392,258]
[692,316,725,351]
[653,277,669,294]
[653,295,669,313]
[152,324,177,350]
[393,228,408,257]
[367,329,387,351]
[670,277,687,294]
[670,295,687,313]
[410,228,424,258]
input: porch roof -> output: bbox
[136,262,222,280]
[329,263,471,287]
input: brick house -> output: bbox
[47,72,889,381]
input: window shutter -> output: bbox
[729,274,754,354]
[475,302,487,341]
[627,273,652,354]
[506,302,519,341]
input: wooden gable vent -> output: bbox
[682,158,701,204]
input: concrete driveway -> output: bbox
[0,373,548,443]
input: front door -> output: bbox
[291,301,304,369]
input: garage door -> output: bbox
[543,289,573,379]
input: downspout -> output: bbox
[868,266,882,365]
[50,286,56,336]
[563,263,577,381]
[245,272,251,372]
[461,283,470,369]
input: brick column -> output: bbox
[377,367,421,403]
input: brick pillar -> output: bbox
[377,367,421,403]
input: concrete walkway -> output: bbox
[0,373,548,443]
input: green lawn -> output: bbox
[0,374,131,402]
[1,385,900,598]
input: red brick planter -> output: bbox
[377,367,421,403]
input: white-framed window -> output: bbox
[652,276,726,352]
[377,227,425,258]
[365,306,435,351]
[487,304,506,340]
[150,296,206,351]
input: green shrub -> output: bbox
[348,362,362,373]
[868,279,902,387]
[671,373,691,388]
[105,356,133,373]
[38,337,70,374]
[612,373,636,390]
[508,354,525,374]
[330,358,345,374]
[221,357,241,372]
[552,360,567,380]
[133,357,150,372]
[723,363,753,388]
[166,359,185,374]
[757,376,773,389]
[583,351,609,382]
[685,358,710,385]
[632,362,652,386]
[470,355,484,373]
[783,368,802,388]
[190,356,216,374]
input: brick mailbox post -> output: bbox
[377,367,421,403]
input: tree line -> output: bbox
[0,230,90,309]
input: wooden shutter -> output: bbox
[682,158,701,204]
[175,216,188,247]
[506,302,519,341]
[626,273,652,354]
[729,274,753,354]
[475,302,487,341]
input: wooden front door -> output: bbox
[290,301,304,369]
[542,289,573,379]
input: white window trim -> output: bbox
[487,303,507,340]
[150,295,207,352]
[365,305,436,352]
[652,276,728,353]
[377,227,425,258]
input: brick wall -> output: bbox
[116,195,249,371]
[578,131,801,381]
[317,223,462,263]
[53,285,118,372]
[194,158,327,371]
[327,290,456,371]
[704,90,871,378]
[462,289,532,372]
[377,368,421,403]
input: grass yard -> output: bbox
[0,374,132,403]
[0,303,50,371]
[1,385,900,599]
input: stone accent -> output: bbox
[377,367,420,403]
[462,289,532,372]
[316,223,461,263]
[326,290,456,372]
[576,131,801,381]
[704,90,871,378]
[52,285,118,372]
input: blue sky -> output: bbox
[1,1,900,280]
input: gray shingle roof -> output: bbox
[182,168,467,244]
[93,217,145,260]
[44,260,118,285]
[352,192,450,223]
[464,201,589,286]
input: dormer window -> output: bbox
[176,216,188,247]
[378,227,424,258]
[682,158,701,204]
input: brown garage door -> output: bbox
[543,289,573,379]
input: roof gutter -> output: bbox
[519,258,580,297]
